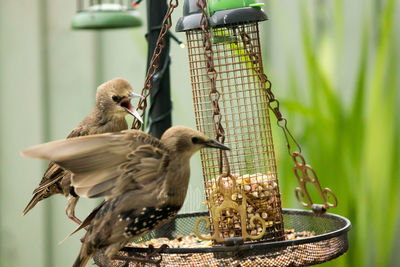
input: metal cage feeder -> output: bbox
[71,0,142,30]
[178,2,286,244]
[93,0,351,266]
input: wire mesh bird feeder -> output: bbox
[93,0,351,266]
[71,0,142,30]
[176,0,285,244]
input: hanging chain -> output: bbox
[239,26,337,212]
[239,30,302,155]
[196,0,230,175]
[131,0,179,130]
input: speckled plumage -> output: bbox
[22,78,142,223]
[22,126,230,267]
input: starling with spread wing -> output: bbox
[22,126,229,267]
[22,78,142,225]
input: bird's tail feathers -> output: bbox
[32,175,63,194]
[72,241,94,267]
[59,201,104,245]
[22,193,43,216]
[72,252,93,267]
[58,224,85,245]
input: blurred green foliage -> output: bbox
[267,0,399,266]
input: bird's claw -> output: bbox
[146,244,169,259]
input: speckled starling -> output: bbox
[22,78,142,225]
[22,126,229,267]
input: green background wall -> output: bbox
[0,0,399,266]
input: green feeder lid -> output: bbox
[71,4,142,30]
[176,0,267,32]
[208,0,264,15]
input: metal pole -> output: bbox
[146,0,175,238]
[145,0,172,139]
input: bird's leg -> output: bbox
[144,244,168,264]
[66,196,82,226]
[145,244,169,259]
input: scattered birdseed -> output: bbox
[128,229,314,249]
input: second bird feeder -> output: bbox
[177,0,285,244]
[71,0,142,30]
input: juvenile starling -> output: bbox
[22,126,229,267]
[22,78,142,225]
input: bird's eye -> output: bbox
[112,95,119,102]
[192,137,199,144]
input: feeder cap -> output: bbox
[176,0,267,32]
[71,4,142,30]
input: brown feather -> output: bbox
[23,126,230,267]
[24,130,169,199]
[22,78,139,216]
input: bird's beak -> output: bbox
[204,139,230,150]
[125,108,143,124]
[120,93,143,123]
[129,92,143,99]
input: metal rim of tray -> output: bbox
[122,208,351,254]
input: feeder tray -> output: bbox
[94,209,350,266]
[71,1,142,30]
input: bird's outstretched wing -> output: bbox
[22,125,90,215]
[22,130,170,199]
[30,125,88,194]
